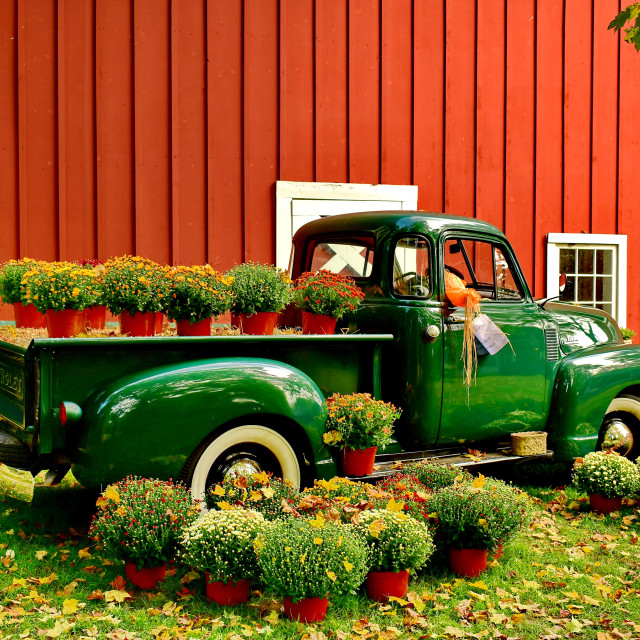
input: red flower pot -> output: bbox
[176,317,212,336]
[13,302,47,329]
[120,310,156,336]
[45,309,86,338]
[301,311,337,335]
[155,312,165,334]
[238,311,278,335]
[341,446,377,476]
[448,548,488,578]
[282,596,328,622]
[85,305,107,330]
[365,569,410,602]
[205,575,251,605]
[589,493,623,514]
[125,562,167,589]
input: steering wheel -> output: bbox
[444,265,466,280]
[399,272,429,297]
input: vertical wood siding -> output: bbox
[1,0,639,327]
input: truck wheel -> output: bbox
[599,394,640,459]
[188,424,301,501]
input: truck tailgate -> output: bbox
[0,340,30,430]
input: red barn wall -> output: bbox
[1,0,639,326]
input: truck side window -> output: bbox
[307,237,375,278]
[393,236,430,297]
[444,238,522,301]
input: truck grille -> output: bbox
[545,326,560,361]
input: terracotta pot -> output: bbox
[589,493,623,514]
[125,562,167,589]
[120,310,156,336]
[282,596,328,622]
[45,309,86,338]
[205,575,251,605]
[341,446,377,476]
[448,548,488,578]
[365,569,410,602]
[155,312,165,334]
[238,311,278,335]
[301,311,337,335]
[13,302,47,329]
[176,317,212,336]
[85,305,107,330]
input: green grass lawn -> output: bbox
[2,464,640,639]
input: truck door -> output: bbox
[438,235,549,444]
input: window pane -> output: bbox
[560,275,575,301]
[578,249,594,274]
[595,276,613,302]
[560,249,575,274]
[577,276,594,301]
[393,237,430,297]
[596,249,613,275]
[596,303,613,315]
[308,238,375,277]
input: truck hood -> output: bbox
[544,302,623,355]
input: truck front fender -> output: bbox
[71,358,328,487]
[548,345,640,460]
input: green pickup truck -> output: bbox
[1,212,637,498]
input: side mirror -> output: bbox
[559,273,567,294]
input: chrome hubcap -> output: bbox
[601,418,634,456]
[223,458,262,480]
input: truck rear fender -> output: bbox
[548,345,640,460]
[71,358,328,488]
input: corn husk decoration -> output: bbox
[0,463,35,502]
[444,270,482,390]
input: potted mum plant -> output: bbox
[291,270,365,334]
[354,509,434,602]
[179,508,264,605]
[206,471,298,520]
[102,256,168,336]
[164,265,235,336]
[427,477,530,577]
[89,476,199,589]
[75,259,107,330]
[226,262,291,335]
[255,516,369,622]
[21,261,99,337]
[323,392,401,476]
[0,258,47,328]
[572,450,640,513]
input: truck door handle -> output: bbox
[444,316,464,325]
[422,325,441,343]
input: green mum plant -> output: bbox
[102,255,168,315]
[206,472,299,521]
[226,262,291,315]
[163,264,235,323]
[179,508,264,582]
[88,476,200,569]
[292,270,365,319]
[354,508,434,572]
[427,475,531,552]
[322,392,401,451]
[401,461,473,491]
[0,258,46,305]
[21,261,99,312]
[572,450,640,499]
[255,515,369,601]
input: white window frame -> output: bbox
[275,181,418,269]
[546,233,627,326]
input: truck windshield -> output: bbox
[306,236,375,278]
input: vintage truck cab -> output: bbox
[1,211,638,499]
[289,211,638,463]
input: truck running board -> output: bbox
[346,447,554,482]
